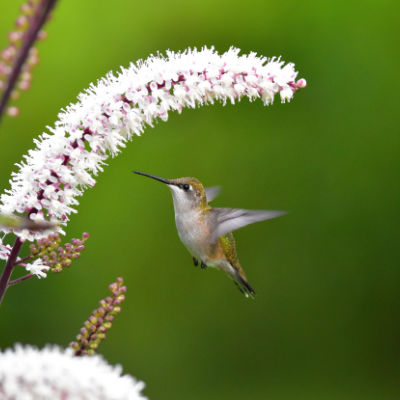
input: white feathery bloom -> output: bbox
[0,46,306,241]
[0,344,147,400]
[24,258,50,278]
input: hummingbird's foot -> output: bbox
[192,257,199,267]
[201,261,207,269]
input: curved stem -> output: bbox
[0,237,22,305]
[0,0,58,122]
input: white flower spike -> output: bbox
[0,47,306,241]
[0,344,146,400]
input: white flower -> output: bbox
[0,344,147,400]
[0,46,306,241]
[24,258,50,278]
[0,236,10,260]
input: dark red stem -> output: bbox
[14,254,33,265]
[8,272,35,287]
[0,0,58,122]
[0,237,23,305]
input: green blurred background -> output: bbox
[1,0,399,399]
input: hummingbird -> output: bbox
[134,171,286,297]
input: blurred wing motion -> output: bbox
[211,208,286,241]
[205,186,221,203]
[0,214,57,232]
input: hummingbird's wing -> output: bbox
[211,208,286,241]
[205,186,221,203]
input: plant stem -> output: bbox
[8,272,35,287]
[14,254,33,265]
[0,237,22,305]
[0,0,58,122]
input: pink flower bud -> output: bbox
[6,106,19,117]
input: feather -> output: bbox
[211,208,286,241]
[205,186,221,203]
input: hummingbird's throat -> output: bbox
[169,185,198,214]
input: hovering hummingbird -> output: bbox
[134,171,286,297]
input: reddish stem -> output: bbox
[8,272,35,287]
[14,254,34,265]
[0,0,58,122]
[0,237,23,305]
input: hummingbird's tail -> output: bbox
[234,274,256,298]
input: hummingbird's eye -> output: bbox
[182,184,190,191]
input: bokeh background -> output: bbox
[1,0,399,399]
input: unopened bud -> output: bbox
[6,106,19,117]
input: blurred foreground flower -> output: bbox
[0,46,306,241]
[0,344,147,400]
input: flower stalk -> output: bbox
[8,270,39,286]
[27,231,89,273]
[0,237,22,305]
[0,0,57,121]
[0,232,88,304]
[70,277,127,356]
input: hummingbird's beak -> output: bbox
[133,171,173,186]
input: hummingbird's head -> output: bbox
[133,171,208,212]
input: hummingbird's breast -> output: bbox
[174,209,219,262]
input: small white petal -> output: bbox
[25,259,50,279]
[0,237,11,260]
